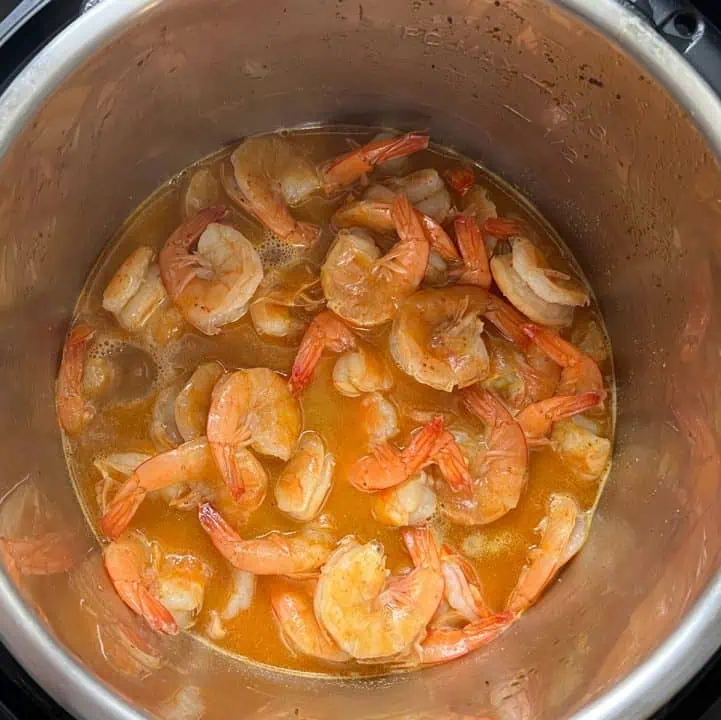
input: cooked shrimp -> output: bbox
[159,208,263,335]
[524,324,606,398]
[229,132,428,246]
[360,392,400,446]
[94,452,151,514]
[349,417,455,491]
[332,345,394,397]
[506,494,588,615]
[445,167,476,196]
[483,335,559,412]
[461,185,498,225]
[198,503,333,574]
[175,362,224,442]
[517,392,603,446]
[372,470,437,526]
[150,382,184,450]
[438,387,528,525]
[184,167,219,217]
[250,262,323,339]
[275,432,335,522]
[551,419,611,481]
[366,168,454,223]
[440,545,493,622]
[288,310,357,395]
[321,131,430,193]
[390,287,491,392]
[453,215,492,288]
[153,551,209,631]
[511,238,589,307]
[416,612,514,666]
[103,533,178,635]
[321,195,430,328]
[207,368,301,498]
[222,568,256,620]
[333,200,460,263]
[270,579,349,662]
[100,438,215,539]
[103,247,170,333]
[313,527,444,661]
[491,253,574,327]
[56,324,95,435]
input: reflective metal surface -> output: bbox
[1,0,721,717]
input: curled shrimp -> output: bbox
[365,168,454,223]
[198,503,333,574]
[416,612,514,666]
[229,132,429,246]
[453,215,492,288]
[483,334,560,412]
[159,208,263,335]
[100,438,216,539]
[270,579,349,662]
[207,368,301,498]
[517,392,603,446]
[511,238,589,307]
[250,262,324,340]
[360,392,400,447]
[275,431,336,522]
[321,195,430,328]
[506,494,588,615]
[174,362,224,442]
[390,287,491,392]
[551,419,612,481]
[438,387,528,526]
[288,310,357,395]
[440,545,493,622]
[102,247,175,337]
[349,417,467,492]
[524,324,606,398]
[332,345,394,397]
[56,324,95,435]
[313,527,444,661]
[104,533,179,635]
[372,470,437,527]
[491,252,573,327]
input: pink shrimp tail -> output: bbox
[321,131,430,191]
[289,311,356,395]
[419,612,514,665]
[402,416,446,477]
[454,215,491,289]
[349,442,405,492]
[402,526,441,571]
[198,502,242,562]
[101,485,145,540]
[485,296,531,349]
[433,431,472,491]
[138,587,179,635]
[211,443,246,501]
[159,206,227,300]
[418,212,461,262]
[483,217,523,239]
[444,167,475,196]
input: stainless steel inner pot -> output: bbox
[1,0,721,718]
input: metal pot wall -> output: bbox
[1,0,721,717]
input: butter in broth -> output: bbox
[62,126,615,677]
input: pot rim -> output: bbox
[1,1,720,718]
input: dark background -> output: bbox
[0,0,720,718]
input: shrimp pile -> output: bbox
[58,127,614,676]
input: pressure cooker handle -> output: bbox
[622,0,721,97]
